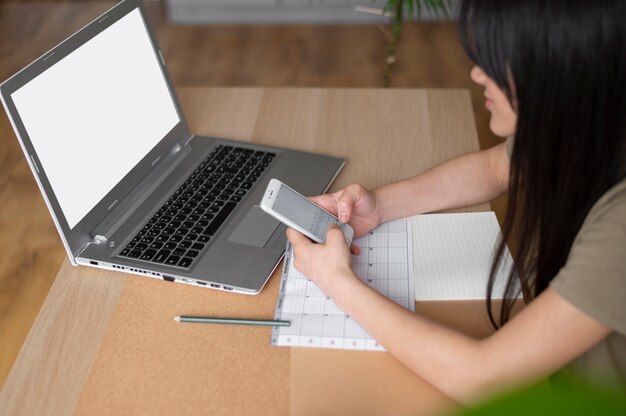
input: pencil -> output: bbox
[173,316,291,327]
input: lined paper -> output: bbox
[411,212,516,301]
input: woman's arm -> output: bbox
[287,227,611,405]
[375,141,510,222]
[333,273,610,404]
[312,143,510,238]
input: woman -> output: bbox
[286,0,625,403]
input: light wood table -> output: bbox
[0,87,493,416]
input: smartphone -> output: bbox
[260,179,354,245]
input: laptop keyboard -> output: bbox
[118,145,276,269]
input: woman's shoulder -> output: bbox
[550,176,626,334]
[583,177,626,225]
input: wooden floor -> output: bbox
[0,0,506,387]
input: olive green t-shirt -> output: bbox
[505,137,626,389]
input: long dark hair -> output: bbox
[458,0,626,327]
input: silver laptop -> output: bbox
[0,0,344,294]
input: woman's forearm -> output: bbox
[375,143,510,222]
[325,268,610,405]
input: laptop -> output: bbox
[0,0,344,295]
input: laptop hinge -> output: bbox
[75,234,108,259]
[91,235,108,244]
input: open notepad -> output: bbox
[272,219,414,351]
[271,212,516,351]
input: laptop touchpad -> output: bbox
[228,206,280,247]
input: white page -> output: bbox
[411,212,517,301]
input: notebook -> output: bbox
[0,0,344,294]
[411,212,517,301]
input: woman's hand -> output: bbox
[310,184,382,238]
[286,224,357,295]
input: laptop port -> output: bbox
[162,275,175,282]
[210,283,221,289]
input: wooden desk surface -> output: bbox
[0,87,490,416]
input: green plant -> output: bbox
[456,377,626,416]
[382,0,451,87]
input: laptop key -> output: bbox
[154,250,170,263]
[178,257,193,268]
[150,242,163,250]
[201,213,215,221]
[140,249,157,261]
[162,227,175,236]
[165,255,180,265]
[203,202,237,236]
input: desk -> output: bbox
[0,87,492,416]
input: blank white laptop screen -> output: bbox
[11,8,180,229]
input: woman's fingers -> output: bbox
[309,193,339,215]
[336,184,367,223]
[325,224,345,245]
[286,227,312,248]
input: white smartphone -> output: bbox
[260,179,354,245]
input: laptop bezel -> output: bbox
[0,0,192,262]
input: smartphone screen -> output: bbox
[272,184,340,240]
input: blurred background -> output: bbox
[0,0,505,387]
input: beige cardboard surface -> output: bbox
[290,348,455,416]
[288,300,510,416]
[75,270,289,416]
[72,274,518,416]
